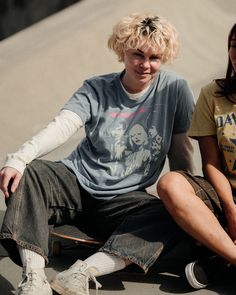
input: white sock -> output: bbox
[78,252,126,277]
[17,245,45,269]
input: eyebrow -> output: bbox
[137,49,159,57]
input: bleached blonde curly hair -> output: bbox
[108,12,180,64]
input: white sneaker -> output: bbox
[16,267,52,295]
[50,260,102,295]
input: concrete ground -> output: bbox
[0,0,236,293]
[1,245,236,295]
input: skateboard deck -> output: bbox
[50,225,104,255]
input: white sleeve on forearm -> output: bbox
[4,110,84,174]
[168,133,195,174]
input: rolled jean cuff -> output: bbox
[0,233,48,267]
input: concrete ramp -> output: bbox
[0,0,235,160]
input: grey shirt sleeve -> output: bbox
[167,133,195,174]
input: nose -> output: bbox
[140,58,150,68]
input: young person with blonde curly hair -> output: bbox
[0,12,194,295]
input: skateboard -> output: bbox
[50,224,104,256]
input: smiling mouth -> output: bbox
[136,71,150,76]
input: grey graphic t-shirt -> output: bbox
[61,70,194,199]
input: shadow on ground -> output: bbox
[0,273,15,295]
[47,240,236,295]
[0,256,16,295]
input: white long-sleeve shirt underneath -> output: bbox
[4,110,84,174]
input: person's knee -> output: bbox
[157,172,186,203]
[24,160,51,182]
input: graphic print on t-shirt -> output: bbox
[216,112,236,175]
[107,109,163,177]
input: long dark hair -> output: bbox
[216,23,236,102]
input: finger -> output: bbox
[0,170,4,187]
[1,174,11,198]
[2,189,9,198]
[11,174,22,193]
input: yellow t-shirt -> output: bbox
[189,81,236,188]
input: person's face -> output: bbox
[130,125,147,146]
[229,33,236,72]
[122,47,162,93]
[111,125,124,139]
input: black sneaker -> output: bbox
[185,255,229,289]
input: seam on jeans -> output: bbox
[11,176,25,237]
[49,163,80,211]
[143,245,164,272]
[47,164,60,207]
[54,169,61,206]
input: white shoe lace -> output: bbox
[17,268,48,295]
[17,271,37,294]
[67,267,102,295]
[90,274,102,295]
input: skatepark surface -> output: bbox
[0,0,236,293]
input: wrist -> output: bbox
[4,154,27,174]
